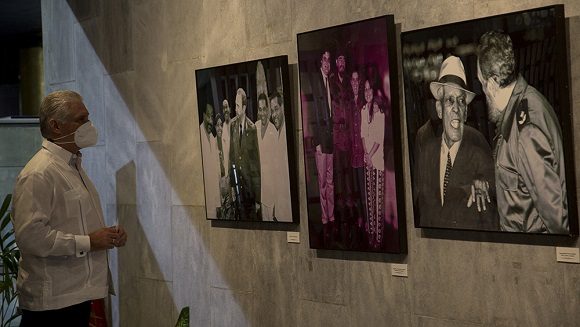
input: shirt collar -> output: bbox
[500,75,527,140]
[42,139,81,167]
[320,68,328,79]
[440,138,461,165]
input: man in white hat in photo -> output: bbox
[414,55,498,230]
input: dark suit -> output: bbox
[312,70,334,153]
[228,115,261,220]
[414,126,498,230]
[310,69,335,222]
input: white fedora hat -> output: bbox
[430,55,475,104]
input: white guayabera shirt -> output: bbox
[12,139,109,311]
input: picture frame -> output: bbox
[297,15,407,253]
[195,55,299,223]
[402,5,578,235]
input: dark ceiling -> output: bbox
[0,0,42,44]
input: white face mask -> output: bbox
[54,121,98,148]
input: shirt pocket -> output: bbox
[496,165,519,192]
[45,256,88,296]
[17,267,48,301]
[63,186,93,219]
[63,187,82,219]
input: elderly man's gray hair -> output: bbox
[39,90,83,138]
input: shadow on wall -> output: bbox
[115,161,178,326]
[59,0,300,325]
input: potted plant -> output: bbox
[0,194,20,326]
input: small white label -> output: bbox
[556,247,580,263]
[287,232,300,243]
[391,264,408,277]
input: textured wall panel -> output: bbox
[42,0,75,84]
[40,1,580,326]
[171,205,211,327]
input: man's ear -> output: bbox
[49,119,61,133]
[435,101,442,120]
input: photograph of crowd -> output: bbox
[298,16,407,253]
[402,5,578,235]
[195,56,297,223]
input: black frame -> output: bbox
[297,15,407,253]
[195,55,299,223]
[402,5,578,236]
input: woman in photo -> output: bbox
[361,79,385,249]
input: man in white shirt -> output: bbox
[12,90,127,326]
[201,104,221,219]
[256,93,277,221]
[221,99,232,171]
[269,92,292,222]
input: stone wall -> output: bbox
[0,123,41,203]
[42,1,580,326]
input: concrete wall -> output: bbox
[41,1,580,326]
[0,124,42,203]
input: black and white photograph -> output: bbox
[298,16,407,253]
[195,56,298,223]
[402,5,578,235]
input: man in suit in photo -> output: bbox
[229,88,261,220]
[312,50,336,224]
[414,55,498,230]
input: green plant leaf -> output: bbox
[0,195,11,218]
[4,239,16,251]
[175,307,190,327]
[0,194,19,326]
[0,214,10,232]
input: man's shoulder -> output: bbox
[416,133,440,160]
[245,117,256,130]
[463,125,487,141]
[231,116,241,125]
[462,126,492,154]
[17,149,57,182]
[511,80,554,125]
[266,122,278,138]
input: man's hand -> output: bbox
[89,226,128,250]
[89,227,119,250]
[114,225,128,247]
[467,179,491,212]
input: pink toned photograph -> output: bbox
[298,16,407,253]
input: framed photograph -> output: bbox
[195,55,298,223]
[297,15,407,253]
[402,5,579,235]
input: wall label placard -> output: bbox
[556,247,580,263]
[391,264,408,277]
[287,232,300,243]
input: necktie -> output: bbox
[443,152,452,200]
[239,123,243,147]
